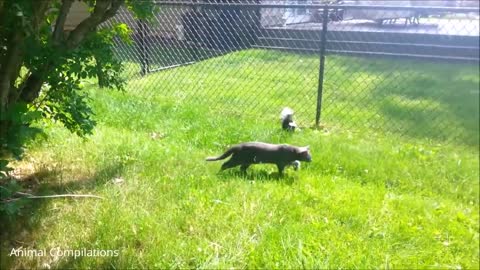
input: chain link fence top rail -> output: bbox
[103,0,479,145]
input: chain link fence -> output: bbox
[104,1,479,144]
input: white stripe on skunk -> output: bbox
[280,107,300,131]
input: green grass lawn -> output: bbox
[1,50,479,269]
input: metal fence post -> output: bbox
[315,6,329,126]
[138,19,149,76]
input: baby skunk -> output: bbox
[280,107,299,131]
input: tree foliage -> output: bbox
[0,0,154,176]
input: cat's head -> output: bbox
[296,146,312,162]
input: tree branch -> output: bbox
[101,0,125,22]
[65,0,112,49]
[20,0,126,104]
[33,1,52,33]
[65,0,125,49]
[53,0,75,45]
[19,73,44,103]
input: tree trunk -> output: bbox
[0,1,4,22]
[19,74,45,103]
[96,57,107,88]
[0,32,25,151]
[1,0,52,112]
[0,32,25,115]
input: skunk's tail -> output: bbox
[206,146,238,161]
[280,107,294,121]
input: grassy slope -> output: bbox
[2,50,479,269]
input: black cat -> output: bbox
[206,142,311,175]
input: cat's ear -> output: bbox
[300,146,309,153]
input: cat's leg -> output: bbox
[221,158,241,171]
[276,164,286,176]
[240,164,251,174]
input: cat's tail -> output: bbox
[205,146,238,161]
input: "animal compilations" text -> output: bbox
[9,247,120,259]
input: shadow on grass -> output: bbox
[376,74,479,145]
[0,162,124,269]
[330,56,479,145]
[216,168,296,185]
